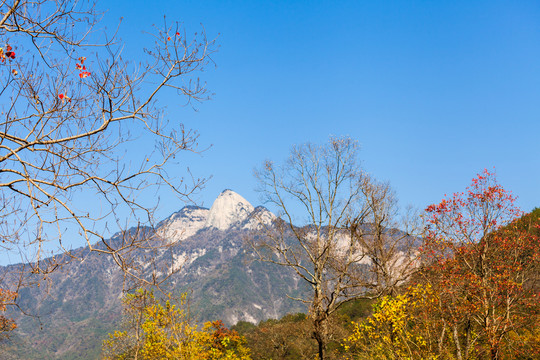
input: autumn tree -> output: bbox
[242,313,318,360]
[341,284,445,360]
[0,0,216,293]
[0,288,16,338]
[252,136,418,360]
[102,290,252,359]
[419,170,539,360]
[197,320,252,360]
[340,172,539,360]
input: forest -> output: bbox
[97,168,540,360]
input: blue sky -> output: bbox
[103,0,540,216]
[2,1,539,264]
[106,0,539,216]
[39,0,540,249]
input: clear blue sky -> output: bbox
[101,0,539,218]
[3,0,540,265]
[3,1,538,266]
[72,1,540,232]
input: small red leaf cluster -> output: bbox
[75,56,91,78]
[58,93,71,103]
[0,45,16,63]
[166,32,181,42]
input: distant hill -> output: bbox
[0,189,310,360]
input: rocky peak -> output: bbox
[242,205,276,230]
[160,205,209,242]
[205,189,255,230]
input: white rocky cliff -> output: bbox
[205,189,255,230]
[160,189,275,242]
[160,206,210,242]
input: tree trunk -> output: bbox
[317,337,324,360]
[490,340,500,360]
[438,320,447,355]
[464,319,471,359]
[313,317,326,360]
[452,324,463,360]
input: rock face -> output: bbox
[160,205,210,242]
[1,189,308,360]
[159,189,275,237]
[205,189,255,230]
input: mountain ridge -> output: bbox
[0,189,308,360]
[158,189,274,242]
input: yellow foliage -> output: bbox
[102,290,251,360]
[341,284,442,360]
[0,288,17,334]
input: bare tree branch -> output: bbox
[249,136,419,360]
[0,0,218,316]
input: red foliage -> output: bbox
[423,169,521,260]
[420,170,539,359]
[207,320,243,348]
[0,44,16,62]
[75,55,91,78]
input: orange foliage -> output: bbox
[0,288,17,334]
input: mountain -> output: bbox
[205,189,254,230]
[0,190,308,360]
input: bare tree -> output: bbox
[252,136,418,360]
[0,0,217,290]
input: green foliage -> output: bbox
[231,321,257,334]
[336,299,374,326]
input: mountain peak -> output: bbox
[160,205,209,242]
[205,189,254,230]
